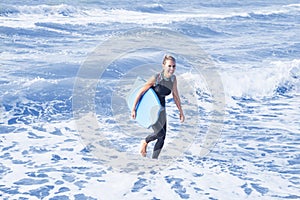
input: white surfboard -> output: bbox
[126,77,162,129]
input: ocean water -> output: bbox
[1,0,300,199]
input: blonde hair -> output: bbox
[162,55,176,64]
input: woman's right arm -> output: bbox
[131,76,156,119]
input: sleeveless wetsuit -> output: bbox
[145,71,174,159]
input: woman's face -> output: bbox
[163,59,176,78]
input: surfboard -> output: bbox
[126,77,162,129]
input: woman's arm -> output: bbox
[131,76,156,119]
[172,76,185,122]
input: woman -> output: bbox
[131,55,185,159]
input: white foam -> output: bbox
[1,2,299,199]
[1,4,289,29]
[220,59,300,99]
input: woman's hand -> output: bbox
[131,110,136,119]
[180,112,185,123]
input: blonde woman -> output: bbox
[131,55,185,159]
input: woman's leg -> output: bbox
[140,140,147,157]
[151,122,166,159]
[145,110,167,159]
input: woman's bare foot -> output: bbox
[140,140,147,157]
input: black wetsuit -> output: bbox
[145,72,174,159]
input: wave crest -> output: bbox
[135,4,166,13]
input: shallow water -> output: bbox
[1,0,299,199]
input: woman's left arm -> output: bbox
[172,76,185,123]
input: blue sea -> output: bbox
[1,0,300,199]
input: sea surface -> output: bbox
[0,0,300,199]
